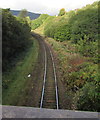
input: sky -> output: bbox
[0,0,97,15]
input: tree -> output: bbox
[58,8,66,16]
[2,9,31,72]
[18,9,28,18]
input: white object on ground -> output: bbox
[28,74,31,77]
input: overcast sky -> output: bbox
[0,0,97,15]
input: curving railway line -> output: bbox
[32,33,59,109]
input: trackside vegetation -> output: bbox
[46,37,99,112]
[3,37,39,105]
[33,1,99,112]
[2,9,39,104]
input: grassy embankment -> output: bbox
[45,37,98,111]
[3,37,39,105]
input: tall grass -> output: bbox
[2,37,39,105]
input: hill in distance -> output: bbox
[10,10,41,20]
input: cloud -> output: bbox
[0,0,97,15]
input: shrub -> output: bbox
[75,79,100,112]
[58,8,66,16]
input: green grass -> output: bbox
[2,37,39,105]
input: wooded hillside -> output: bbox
[32,1,99,112]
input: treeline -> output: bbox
[2,9,31,72]
[44,1,98,62]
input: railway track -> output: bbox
[40,41,59,109]
[32,32,59,109]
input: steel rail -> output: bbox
[49,48,59,109]
[40,41,59,109]
[40,44,47,108]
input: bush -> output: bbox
[75,79,100,112]
[44,1,98,59]
[76,36,98,63]
[58,8,66,16]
